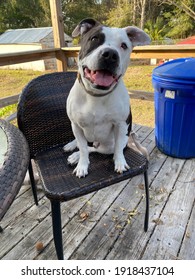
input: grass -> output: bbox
[123,65,155,127]
[0,69,52,121]
[0,69,50,98]
[124,65,155,92]
[0,65,156,127]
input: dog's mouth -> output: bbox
[83,67,120,90]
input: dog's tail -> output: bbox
[128,131,149,160]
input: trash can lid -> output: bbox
[153,57,195,81]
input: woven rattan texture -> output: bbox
[17,72,148,202]
[17,72,77,158]
[35,145,148,201]
[0,119,30,220]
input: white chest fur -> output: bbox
[67,79,130,143]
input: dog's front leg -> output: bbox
[71,123,89,178]
[113,123,129,173]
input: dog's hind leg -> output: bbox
[68,151,80,165]
[67,140,114,166]
[63,139,77,152]
[67,146,97,166]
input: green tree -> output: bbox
[0,0,51,33]
[105,0,133,27]
[144,17,169,43]
[158,0,195,20]
[62,0,105,35]
[163,0,195,38]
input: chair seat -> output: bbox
[35,145,148,202]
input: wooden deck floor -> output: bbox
[0,124,194,260]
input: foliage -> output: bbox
[0,0,51,33]
[144,17,169,43]
[0,0,194,39]
[105,0,133,27]
[62,0,106,35]
[164,0,195,38]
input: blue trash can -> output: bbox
[152,57,195,158]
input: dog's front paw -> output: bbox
[73,161,89,178]
[63,139,77,152]
[67,151,80,165]
[114,158,130,174]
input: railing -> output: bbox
[62,45,195,60]
[0,48,60,67]
[0,45,195,121]
[1,45,195,67]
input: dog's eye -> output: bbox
[91,36,98,42]
[121,42,128,50]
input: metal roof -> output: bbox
[0,27,72,44]
[177,36,195,45]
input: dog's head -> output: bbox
[73,18,150,96]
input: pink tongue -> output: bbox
[85,69,115,87]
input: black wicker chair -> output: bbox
[17,72,149,260]
[0,119,29,223]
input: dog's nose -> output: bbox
[101,48,119,62]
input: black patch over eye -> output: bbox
[91,36,98,41]
[121,42,128,50]
[79,26,105,60]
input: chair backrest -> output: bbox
[17,72,77,158]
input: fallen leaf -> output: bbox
[120,207,126,212]
[79,212,89,222]
[128,209,138,217]
[115,224,122,229]
[138,184,144,190]
[36,242,44,252]
[152,218,164,225]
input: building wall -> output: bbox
[40,32,57,70]
[0,44,46,71]
[40,32,75,69]
[0,31,74,71]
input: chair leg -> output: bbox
[28,161,38,205]
[144,170,149,232]
[51,200,64,260]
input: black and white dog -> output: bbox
[64,18,150,178]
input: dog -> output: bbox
[64,18,150,178]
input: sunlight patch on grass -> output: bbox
[124,65,155,92]
[0,69,49,98]
[131,99,154,128]
[0,69,51,119]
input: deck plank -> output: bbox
[0,124,194,260]
[142,159,194,260]
[71,128,156,260]
[2,194,94,260]
[106,156,186,260]
[178,199,195,260]
[36,180,129,260]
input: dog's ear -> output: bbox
[72,18,101,38]
[124,26,151,47]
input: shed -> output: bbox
[0,27,72,71]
